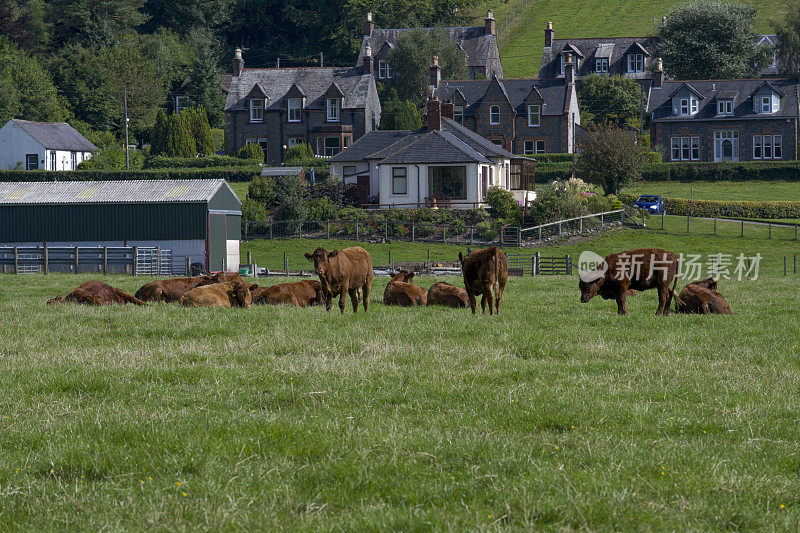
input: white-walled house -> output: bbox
[0,119,96,171]
[330,101,534,208]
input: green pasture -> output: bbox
[623,180,800,202]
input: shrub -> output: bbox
[146,155,260,169]
[78,145,144,170]
[238,143,264,161]
[577,123,650,194]
[645,151,663,164]
[241,197,270,222]
[285,143,316,164]
[0,168,261,182]
[307,196,340,221]
[486,186,521,222]
[247,175,277,204]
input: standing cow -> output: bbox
[383,270,427,306]
[579,248,679,315]
[458,247,508,315]
[673,277,732,315]
[305,246,373,314]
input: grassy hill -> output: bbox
[471,0,789,78]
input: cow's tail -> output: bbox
[127,293,148,306]
[667,276,680,312]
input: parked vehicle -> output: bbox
[633,194,665,214]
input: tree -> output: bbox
[578,75,643,129]
[150,108,168,156]
[774,1,800,76]
[658,1,770,79]
[20,0,51,54]
[379,88,422,130]
[49,0,149,47]
[389,28,468,105]
[577,123,649,195]
[0,0,28,47]
[185,32,226,128]
[187,106,214,156]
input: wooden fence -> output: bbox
[0,246,187,276]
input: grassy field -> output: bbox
[476,0,788,77]
[623,180,800,202]
[2,265,800,529]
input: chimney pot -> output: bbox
[485,10,496,36]
[565,52,575,86]
[653,57,664,88]
[232,48,244,76]
[429,56,442,88]
[544,20,555,48]
[427,98,442,131]
[362,44,373,75]
[364,12,375,36]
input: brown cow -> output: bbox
[305,246,373,314]
[252,280,325,307]
[427,281,468,308]
[383,270,427,306]
[180,281,259,308]
[579,248,679,315]
[458,247,508,315]
[135,272,242,303]
[47,281,147,306]
[673,277,732,315]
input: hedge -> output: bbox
[618,192,800,220]
[0,168,262,183]
[145,155,261,169]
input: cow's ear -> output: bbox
[406,272,415,281]
[249,284,259,291]
[304,252,313,260]
[328,250,339,258]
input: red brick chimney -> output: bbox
[429,56,442,89]
[544,21,554,48]
[364,12,374,37]
[653,57,664,88]
[232,48,244,76]
[427,98,442,131]
[485,10,496,36]
[362,43,373,75]
[442,100,454,120]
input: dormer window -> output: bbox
[287,98,302,122]
[327,98,340,122]
[489,105,500,125]
[595,59,608,73]
[674,96,698,116]
[761,95,772,113]
[454,105,464,124]
[527,104,540,127]
[378,60,392,80]
[250,98,264,122]
[627,54,644,73]
[717,99,733,116]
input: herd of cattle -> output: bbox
[44,246,732,316]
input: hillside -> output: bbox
[471,0,789,78]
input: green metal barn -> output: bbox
[0,179,242,273]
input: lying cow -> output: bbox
[180,281,259,308]
[579,248,679,315]
[458,247,508,315]
[383,270,427,306]
[427,281,468,308]
[251,280,325,307]
[135,272,241,303]
[47,281,147,306]
[673,277,732,315]
[305,246,373,314]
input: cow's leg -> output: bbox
[349,288,360,313]
[494,283,502,314]
[467,291,477,314]
[485,287,495,315]
[656,284,667,316]
[480,293,487,314]
[338,282,349,314]
[362,282,370,313]
[616,294,628,315]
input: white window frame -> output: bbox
[671,136,700,161]
[595,58,608,73]
[489,105,500,125]
[753,135,763,159]
[761,96,772,114]
[454,105,464,124]
[287,137,304,148]
[717,100,733,116]
[71,151,77,170]
[392,167,408,195]
[250,99,264,122]
[713,130,739,162]
[287,98,302,122]
[628,54,644,73]
[535,140,546,154]
[671,137,680,161]
[523,140,535,155]
[774,135,782,159]
[690,98,698,114]
[680,98,689,115]
[50,151,56,171]
[176,95,189,114]
[691,137,700,160]
[559,54,565,75]
[327,98,340,122]
[763,135,773,159]
[527,104,540,127]
[378,60,392,80]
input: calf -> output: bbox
[458,247,508,315]
[674,277,732,315]
[305,246,373,314]
[427,281,468,308]
[47,281,146,306]
[180,281,259,308]
[135,272,241,303]
[383,270,427,306]
[252,280,325,307]
[579,248,679,315]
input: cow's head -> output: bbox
[305,247,340,278]
[47,294,63,305]
[231,282,258,308]
[578,268,606,303]
[692,276,717,291]
[390,270,414,283]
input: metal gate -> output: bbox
[135,247,174,276]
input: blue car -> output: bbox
[633,194,665,214]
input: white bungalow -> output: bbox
[0,119,96,171]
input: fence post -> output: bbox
[662,212,665,230]
[566,255,572,276]
[385,221,388,242]
[247,250,252,266]
[741,219,744,237]
[531,255,535,277]
[412,222,416,242]
[356,222,359,241]
[579,217,583,233]
[535,251,540,276]
[539,227,542,240]
[284,251,288,275]
[388,250,391,270]
[769,223,772,239]
[44,245,49,275]
[156,246,161,275]
[74,245,79,274]
[600,213,603,225]
[103,246,108,275]
[13,246,18,274]
[427,249,430,272]
[558,222,562,236]
[186,256,191,276]
[244,221,248,241]
[132,246,138,276]
[714,218,717,236]
[327,221,330,240]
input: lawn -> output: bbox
[623,180,800,202]
[2,263,800,529]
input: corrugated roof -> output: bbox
[0,180,237,205]
[10,119,97,151]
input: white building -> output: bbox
[0,119,96,171]
[330,101,534,209]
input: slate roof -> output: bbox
[540,37,659,79]
[647,79,800,121]
[225,67,373,112]
[330,117,514,166]
[9,120,96,152]
[437,78,569,116]
[0,180,238,205]
[358,26,502,77]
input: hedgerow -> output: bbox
[618,192,800,219]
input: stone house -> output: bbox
[647,61,799,162]
[224,49,381,165]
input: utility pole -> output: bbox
[320,52,324,68]
[639,84,645,135]
[571,113,576,178]
[124,86,130,171]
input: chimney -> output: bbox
[427,97,442,131]
[565,52,574,86]
[442,100,454,120]
[485,10,496,36]
[429,56,442,89]
[364,12,374,37]
[653,57,664,88]
[232,48,244,77]
[362,43,373,75]
[544,21,554,48]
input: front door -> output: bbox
[25,154,38,170]
[356,175,370,205]
[714,130,739,162]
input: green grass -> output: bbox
[228,181,250,202]
[477,0,789,77]
[2,265,800,529]
[623,180,800,202]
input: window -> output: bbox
[343,136,352,149]
[527,105,540,127]
[454,105,464,124]
[763,135,772,159]
[429,166,467,199]
[489,105,500,125]
[377,60,392,79]
[250,99,264,122]
[323,137,340,157]
[627,54,644,72]
[753,135,763,159]
[392,167,407,194]
[754,134,782,159]
[559,54,565,75]
[595,58,608,73]
[713,130,739,162]
[49,151,56,171]
[343,166,356,176]
[774,135,782,159]
[71,152,77,170]
[680,98,689,115]
[25,154,38,170]
[691,137,700,160]
[717,100,733,115]
[761,96,772,113]
[671,138,681,161]
[523,140,546,155]
[490,139,502,146]
[681,137,691,161]
[691,98,698,114]
[536,140,546,153]
[176,95,189,114]
[327,98,340,122]
[671,137,700,161]
[287,137,304,148]
[287,98,302,122]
